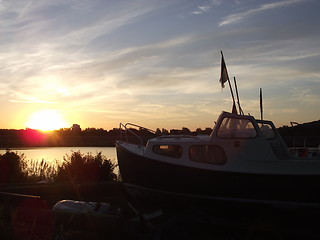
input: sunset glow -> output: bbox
[0,1,319,130]
[25,110,69,131]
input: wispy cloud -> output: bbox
[192,5,212,15]
[191,0,221,15]
[219,0,305,26]
[9,98,56,104]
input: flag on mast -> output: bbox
[219,51,229,88]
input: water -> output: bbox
[0,147,117,165]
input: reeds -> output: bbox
[24,159,58,183]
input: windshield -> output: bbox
[217,117,257,139]
[258,123,276,140]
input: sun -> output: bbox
[26,110,70,131]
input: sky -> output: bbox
[0,0,319,131]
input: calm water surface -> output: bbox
[0,147,117,165]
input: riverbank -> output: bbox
[0,134,117,148]
[0,127,154,148]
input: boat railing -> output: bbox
[157,135,199,140]
[119,122,157,147]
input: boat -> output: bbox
[115,53,320,211]
[116,112,320,207]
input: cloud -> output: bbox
[9,98,55,104]
[192,5,212,15]
[0,0,169,100]
[191,0,221,15]
[219,0,305,26]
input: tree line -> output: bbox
[0,119,319,148]
[0,126,214,148]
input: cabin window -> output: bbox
[189,145,226,165]
[152,145,182,158]
[258,123,276,140]
[217,117,257,139]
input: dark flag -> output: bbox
[219,52,229,88]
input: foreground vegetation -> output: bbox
[0,150,117,184]
[0,150,118,239]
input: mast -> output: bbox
[260,88,263,120]
[233,76,244,115]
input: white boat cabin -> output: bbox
[145,112,290,162]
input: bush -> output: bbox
[0,150,27,184]
[54,151,117,183]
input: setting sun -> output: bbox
[25,110,70,131]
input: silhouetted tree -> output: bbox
[195,128,203,134]
[155,128,162,135]
[170,129,180,135]
[0,150,27,184]
[204,127,213,135]
[108,128,119,136]
[161,128,169,135]
[181,127,191,135]
[54,151,117,183]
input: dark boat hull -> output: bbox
[116,142,320,209]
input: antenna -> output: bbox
[233,77,244,115]
[260,88,263,120]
